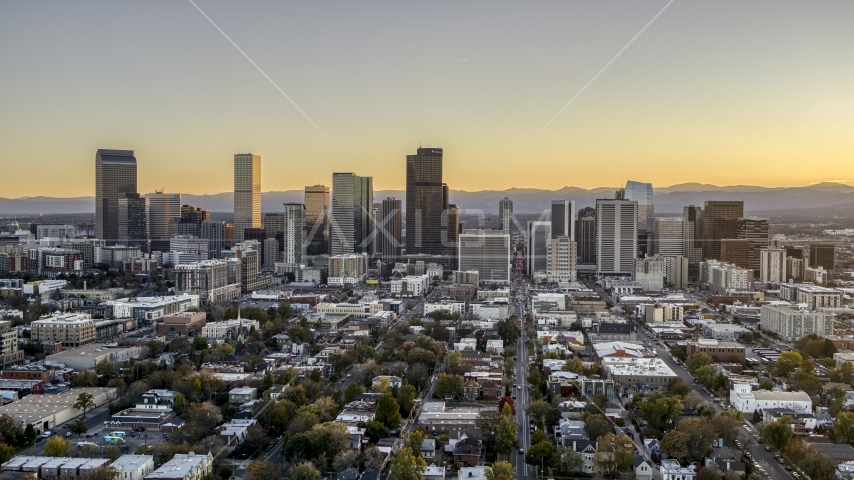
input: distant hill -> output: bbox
[3,183,854,215]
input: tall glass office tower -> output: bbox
[624,181,654,256]
[95,149,137,244]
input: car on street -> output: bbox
[519,448,524,454]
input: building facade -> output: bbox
[380,197,402,263]
[546,236,578,283]
[283,203,306,264]
[499,197,513,235]
[702,201,744,261]
[759,248,787,283]
[233,153,261,243]
[95,149,138,244]
[304,185,330,255]
[459,230,511,284]
[596,198,638,276]
[551,200,576,240]
[406,147,445,257]
[331,173,373,255]
[527,221,551,276]
[760,305,834,341]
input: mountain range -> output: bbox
[3,182,854,215]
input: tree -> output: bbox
[406,430,426,457]
[0,443,16,464]
[387,447,426,480]
[362,421,390,443]
[475,410,502,447]
[498,396,516,415]
[832,362,854,384]
[396,381,416,414]
[526,400,559,429]
[776,351,803,376]
[247,461,281,480]
[71,370,97,387]
[677,417,716,460]
[660,430,688,459]
[375,393,402,429]
[697,466,723,480]
[70,420,88,437]
[710,414,741,445]
[494,411,520,460]
[525,441,556,471]
[333,450,360,472]
[764,416,794,450]
[289,462,320,480]
[73,392,96,418]
[562,357,583,373]
[555,448,583,474]
[445,350,463,375]
[834,412,854,444]
[585,414,612,441]
[435,374,463,399]
[639,395,682,431]
[95,358,116,376]
[192,336,209,350]
[668,378,690,396]
[345,383,365,403]
[145,339,166,358]
[670,346,687,361]
[789,370,822,396]
[593,433,634,478]
[760,379,773,390]
[485,461,515,480]
[685,352,713,374]
[44,436,70,457]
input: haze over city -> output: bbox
[2,1,854,197]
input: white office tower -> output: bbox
[145,192,182,240]
[759,248,787,283]
[596,199,638,276]
[459,230,511,284]
[682,205,703,264]
[283,203,306,264]
[499,197,513,235]
[634,255,666,290]
[550,200,576,240]
[526,221,551,277]
[663,255,689,289]
[234,153,261,243]
[331,173,373,255]
[654,217,684,257]
[546,236,577,283]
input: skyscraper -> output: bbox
[623,181,654,255]
[95,149,137,244]
[759,248,787,283]
[499,197,514,235]
[380,197,402,263]
[702,201,744,261]
[145,192,182,247]
[654,217,684,257]
[304,185,330,255]
[331,173,373,255]
[577,211,596,265]
[234,153,261,243]
[810,243,836,270]
[201,220,227,258]
[174,205,210,237]
[458,230,511,284]
[406,147,444,257]
[551,200,576,240]
[736,217,769,274]
[117,193,146,248]
[283,203,305,264]
[683,205,704,264]
[527,221,551,275]
[445,204,460,269]
[596,198,638,276]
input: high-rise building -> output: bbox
[551,200,576,240]
[283,203,305,264]
[596,198,638,276]
[759,248,787,283]
[546,236,577,283]
[117,193,146,248]
[380,197,402,263]
[702,201,743,261]
[234,153,261,243]
[331,173,373,255]
[634,255,666,291]
[262,213,285,238]
[406,147,444,257]
[445,204,460,269]
[527,221,551,275]
[458,230,511,284]
[577,208,596,265]
[499,197,514,235]
[736,217,769,274]
[682,205,704,264]
[304,185,330,255]
[720,239,751,269]
[623,181,654,255]
[145,192,182,245]
[95,149,137,244]
[810,243,835,270]
[654,217,684,257]
[664,255,689,289]
[173,205,210,237]
[201,220,228,259]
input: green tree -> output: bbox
[677,417,716,460]
[760,379,773,390]
[445,350,463,375]
[375,393,402,429]
[685,352,713,374]
[70,370,97,387]
[494,410,520,459]
[593,433,634,478]
[562,357,583,374]
[0,443,16,464]
[475,410,502,448]
[764,416,794,450]
[776,351,803,376]
[387,447,426,480]
[406,430,426,457]
[289,462,320,480]
[396,380,416,414]
[145,339,166,358]
[435,373,464,399]
[95,358,116,376]
[73,392,95,417]
[789,370,822,396]
[260,372,274,394]
[192,336,209,350]
[832,362,854,384]
[247,461,281,480]
[694,365,720,391]
[668,378,690,396]
[485,460,515,480]
[526,400,559,429]
[70,420,88,437]
[584,414,611,441]
[44,436,70,457]
[173,392,189,416]
[833,411,854,444]
[525,441,556,472]
[660,430,688,459]
[639,395,682,431]
[362,421,390,443]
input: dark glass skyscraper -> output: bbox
[406,147,444,257]
[117,193,146,247]
[380,197,402,263]
[624,181,654,256]
[703,201,744,261]
[331,173,373,255]
[95,149,137,244]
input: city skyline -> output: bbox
[2,2,854,197]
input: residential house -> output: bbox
[634,457,654,480]
[112,455,156,480]
[145,452,212,480]
[453,436,483,467]
[423,464,446,480]
[421,438,437,461]
[660,459,696,480]
[228,387,257,404]
[337,467,359,480]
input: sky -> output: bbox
[1,1,853,198]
